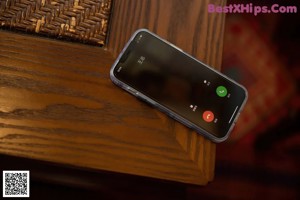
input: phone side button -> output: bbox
[144,98,157,106]
[127,87,138,96]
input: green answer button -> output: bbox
[216,86,227,97]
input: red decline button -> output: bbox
[203,111,214,122]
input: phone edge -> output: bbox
[110,28,248,143]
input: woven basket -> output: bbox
[0,0,112,46]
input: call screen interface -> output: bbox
[113,31,247,139]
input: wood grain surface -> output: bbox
[0,0,226,185]
[107,0,226,181]
[108,0,226,68]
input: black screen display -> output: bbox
[112,30,247,141]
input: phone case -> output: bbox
[110,29,248,143]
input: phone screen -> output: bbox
[111,30,247,142]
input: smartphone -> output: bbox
[110,29,248,142]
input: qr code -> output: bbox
[3,171,30,198]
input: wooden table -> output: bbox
[0,0,226,185]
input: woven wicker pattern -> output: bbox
[0,0,112,46]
